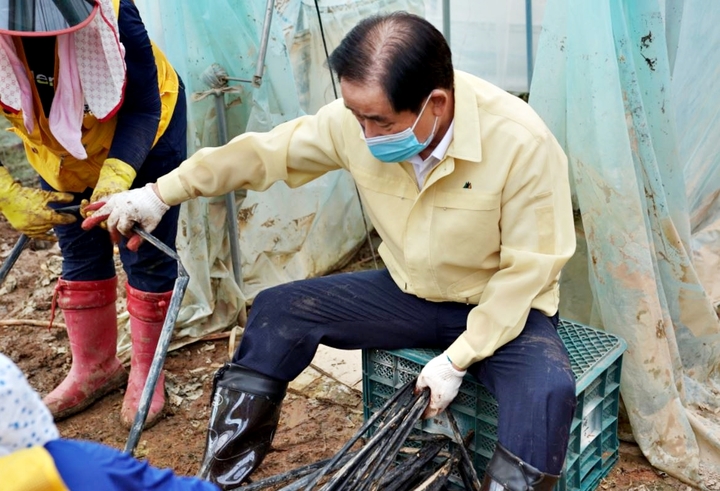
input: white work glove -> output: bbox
[415,352,466,419]
[81,183,169,251]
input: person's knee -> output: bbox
[541,370,577,415]
[254,287,282,306]
[248,286,297,326]
[124,255,176,292]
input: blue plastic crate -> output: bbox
[361,319,626,491]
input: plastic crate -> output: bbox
[361,319,627,491]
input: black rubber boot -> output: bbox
[197,363,287,489]
[481,443,560,491]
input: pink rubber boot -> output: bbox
[44,277,128,419]
[120,284,172,429]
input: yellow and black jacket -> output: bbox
[2,0,179,193]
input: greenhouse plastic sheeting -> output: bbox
[673,3,720,315]
[530,0,720,486]
[124,0,423,354]
[423,0,547,93]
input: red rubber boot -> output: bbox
[120,284,173,429]
[43,277,128,419]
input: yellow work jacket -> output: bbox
[0,446,68,491]
[158,70,576,369]
[2,0,178,193]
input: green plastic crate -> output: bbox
[361,319,627,491]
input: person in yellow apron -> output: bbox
[0,0,186,429]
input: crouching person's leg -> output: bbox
[469,310,577,491]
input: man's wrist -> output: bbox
[150,182,167,205]
[445,353,465,373]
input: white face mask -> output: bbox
[364,95,438,163]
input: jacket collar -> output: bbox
[446,70,482,163]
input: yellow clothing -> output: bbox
[1,0,178,193]
[0,446,69,491]
[158,70,576,369]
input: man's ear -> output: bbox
[429,89,451,117]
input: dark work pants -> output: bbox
[40,83,187,293]
[234,268,576,475]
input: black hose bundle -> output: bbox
[231,379,482,491]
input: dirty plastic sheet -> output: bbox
[672,2,720,313]
[530,0,720,485]
[423,0,547,93]
[126,0,422,354]
[279,0,424,114]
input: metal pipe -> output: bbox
[0,205,80,287]
[199,62,245,292]
[442,0,451,45]
[525,0,534,92]
[124,227,190,455]
[214,94,245,291]
[253,0,275,87]
[0,234,28,287]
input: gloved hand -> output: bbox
[81,183,169,251]
[82,158,137,217]
[415,352,466,419]
[0,166,76,240]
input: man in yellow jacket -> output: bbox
[87,12,577,491]
[0,0,185,429]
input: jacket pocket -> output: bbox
[429,190,502,279]
[434,190,500,210]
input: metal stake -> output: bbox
[124,227,190,455]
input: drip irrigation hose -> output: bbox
[300,380,416,490]
[318,389,423,491]
[232,451,359,491]
[257,381,480,491]
[445,410,482,490]
[376,438,447,491]
[320,389,429,491]
[357,392,430,490]
[410,450,459,491]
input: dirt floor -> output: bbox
[0,213,701,490]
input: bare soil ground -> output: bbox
[0,214,697,490]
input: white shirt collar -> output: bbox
[409,120,455,166]
[408,121,455,187]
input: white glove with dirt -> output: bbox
[81,183,169,250]
[415,352,466,419]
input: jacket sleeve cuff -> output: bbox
[445,335,484,370]
[156,171,191,206]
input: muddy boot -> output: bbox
[198,363,287,489]
[44,277,128,419]
[120,285,173,429]
[481,443,560,491]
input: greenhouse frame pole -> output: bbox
[525,0,534,91]
[442,0,450,44]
